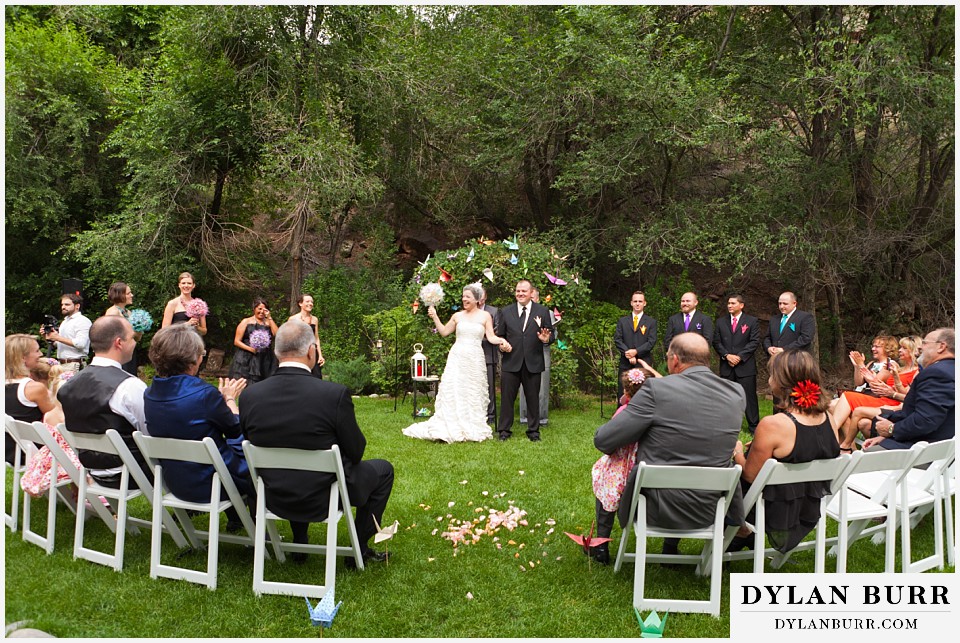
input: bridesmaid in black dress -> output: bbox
[287,293,326,379]
[104,282,140,376]
[228,298,279,383]
[161,271,208,336]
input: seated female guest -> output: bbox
[5,334,56,464]
[104,281,140,376]
[287,293,325,378]
[730,349,840,552]
[834,335,920,451]
[161,272,207,335]
[228,298,279,383]
[144,324,252,508]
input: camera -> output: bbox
[41,314,59,336]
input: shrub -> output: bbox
[325,357,372,394]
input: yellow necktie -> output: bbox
[633,316,638,332]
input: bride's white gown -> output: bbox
[402,319,492,443]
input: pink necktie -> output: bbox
[732,317,738,332]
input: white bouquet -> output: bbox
[419,282,445,307]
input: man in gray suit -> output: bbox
[593,333,744,562]
[479,288,499,424]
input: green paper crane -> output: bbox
[635,608,668,638]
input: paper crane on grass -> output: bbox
[635,608,668,638]
[373,516,399,564]
[305,592,342,629]
[564,520,612,569]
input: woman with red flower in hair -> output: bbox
[728,349,840,552]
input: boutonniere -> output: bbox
[740,324,749,334]
[534,316,542,327]
[789,322,796,332]
[695,322,702,330]
[640,325,647,335]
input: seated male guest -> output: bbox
[863,327,955,451]
[58,316,150,487]
[594,333,745,562]
[240,320,395,566]
[143,324,252,512]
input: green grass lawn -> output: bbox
[4,395,953,637]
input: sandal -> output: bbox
[840,447,854,454]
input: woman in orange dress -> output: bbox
[835,335,921,451]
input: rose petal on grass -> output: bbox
[428,557,436,562]
[466,592,473,600]
[545,518,556,525]
[546,527,554,535]
[460,480,468,485]
[518,470,525,475]
[482,491,489,496]
[448,501,456,508]
[529,561,535,568]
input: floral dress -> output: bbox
[591,402,637,512]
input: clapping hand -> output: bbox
[219,377,247,402]
[859,366,878,383]
[849,351,865,368]
[869,380,895,397]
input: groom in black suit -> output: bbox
[763,291,815,409]
[495,279,554,442]
[712,293,761,433]
[240,320,395,567]
[663,291,714,351]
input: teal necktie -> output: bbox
[779,314,788,333]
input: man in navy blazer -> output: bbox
[613,291,658,402]
[663,291,713,351]
[712,293,761,433]
[495,279,554,441]
[864,328,955,450]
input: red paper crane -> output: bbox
[564,520,612,556]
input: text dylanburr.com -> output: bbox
[730,574,958,639]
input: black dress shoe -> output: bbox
[660,539,681,569]
[291,552,308,564]
[345,548,389,569]
[225,518,244,533]
[588,542,610,565]
[726,533,756,553]
[528,433,541,442]
[498,432,511,441]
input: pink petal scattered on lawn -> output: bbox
[546,528,554,535]
[545,519,556,526]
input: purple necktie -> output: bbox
[684,313,690,331]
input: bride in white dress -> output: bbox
[402,283,510,443]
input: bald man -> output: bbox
[662,291,713,351]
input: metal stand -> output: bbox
[410,376,439,418]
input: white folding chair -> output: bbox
[720,454,855,573]
[133,431,257,590]
[826,443,925,573]
[5,416,63,552]
[613,462,742,617]
[5,414,37,533]
[844,438,955,572]
[242,441,365,598]
[58,426,190,571]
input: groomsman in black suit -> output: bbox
[713,294,761,433]
[763,291,816,408]
[479,288,499,424]
[613,291,658,402]
[495,279,554,442]
[663,291,713,351]
[763,291,815,356]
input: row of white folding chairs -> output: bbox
[612,438,956,617]
[4,417,363,599]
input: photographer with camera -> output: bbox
[40,294,91,371]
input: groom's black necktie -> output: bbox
[520,305,528,331]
